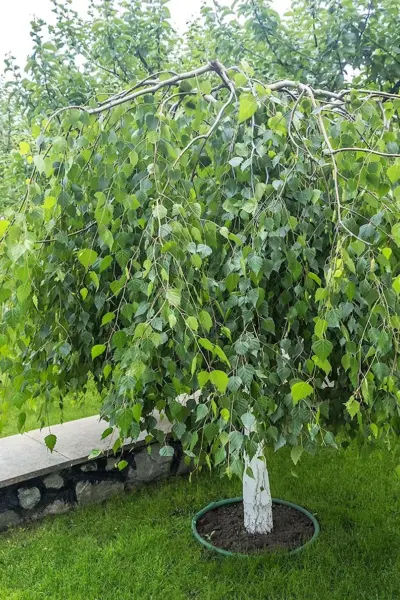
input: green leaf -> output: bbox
[118,460,128,471]
[228,376,242,392]
[312,355,331,375]
[220,408,230,421]
[153,204,167,220]
[43,196,56,210]
[89,271,99,290]
[45,434,57,452]
[238,364,254,387]
[392,223,400,247]
[88,449,102,460]
[33,155,46,174]
[241,412,256,431]
[101,312,115,326]
[326,308,341,328]
[225,273,240,292]
[159,445,175,457]
[196,404,208,421]
[101,427,113,439]
[312,339,333,360]
[324,431,337,448]
[268,112,286,135]
[100,256,113,273]
[315,288,327,302]
[214,446,226,466]
[0,220,9,236]
[129,150,138,167]
[78,249,98,270]
[199,310,213,332]
[17,282,31,304]
[198,371,210,387]
[234,72,247,86]
[191,356,197,376]
[229,431,244,452]
[314,318,328,339]
[17,412,26,432]
[290,446,303,465]
[99,228,114,251]
[186,316,198,331]
[382,247,392,260]
[91,344,106,359]
[166,288,181,307]
[291,381,313,404]
[168,313,177,328]
[345,397,360,419]
[191,254,202,268]
[197,244,212,257]
[132,403,142,423]
[209,370,229,393]
[199,337,214,352]
[19,141,30,155]
[214,345,230,367]
[248,254,263,275]
[172,422,186,440]
[307,272,321,286]
[200,80,212,94]
[387,161,400,183]
[238,93,258,123]
[370,423,379,438]
[372,362,390,380]
[103,365,112,379]
[392,275,400,294]
[228,156,243,167]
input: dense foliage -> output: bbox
[1,0,400,474]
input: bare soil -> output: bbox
[196,501,315,554]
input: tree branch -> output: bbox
[36,221,97,244]
[88,63,219,114]
[329,147,400,158]
[173,65,235,167]
[299,83,371,245]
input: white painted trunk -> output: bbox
[243,443,273,534]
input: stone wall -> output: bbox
[0,442,187,532]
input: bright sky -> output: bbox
[0,0,291,71]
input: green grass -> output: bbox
[0,383,101,439]
[0,445,399,600]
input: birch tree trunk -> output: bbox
[243,443,273,534]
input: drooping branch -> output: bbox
[45,60,400,126]
[14,60,400,253]
[299,82,371,245]
[87,63,222,115]
[329,147,400,158]
[36,222,96,245]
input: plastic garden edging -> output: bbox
[192,497,320,557]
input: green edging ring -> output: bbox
[192,497,320,557]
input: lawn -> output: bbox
[0,382,101,439]
[0,445,399,600]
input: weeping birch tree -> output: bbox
[1,57,400,534]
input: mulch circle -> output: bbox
[196,501,315,555]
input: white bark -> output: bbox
[243,444,273,534]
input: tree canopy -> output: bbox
[1,0,400,473]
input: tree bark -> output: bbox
[243,444,273,534]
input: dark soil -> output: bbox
[196,501,315,554]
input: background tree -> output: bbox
[0,78,27,212]
[4,0,175,121]
[187,0,400,90]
